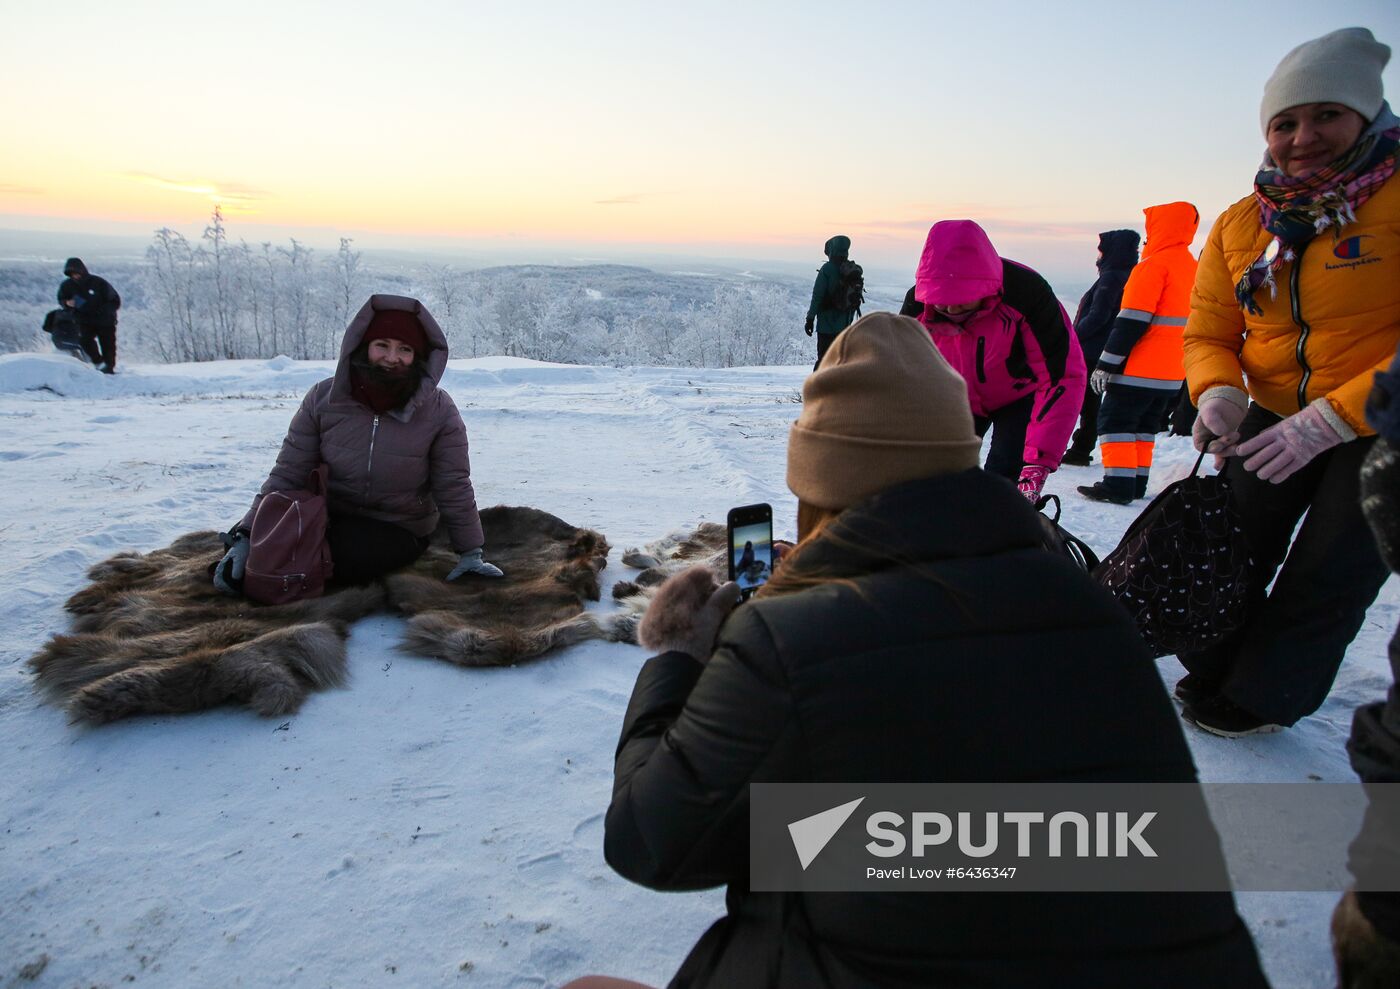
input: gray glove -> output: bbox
[447,547,504,581]
[637,565,742,662]
[1090,368,1111,395]
[213,531,249,595]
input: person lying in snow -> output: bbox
[214,294,503,592]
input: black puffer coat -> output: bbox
[605,469,1267,988]
[56,258,121,328]
[1071,229,1139,367]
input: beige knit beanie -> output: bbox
[1260,27,1390,135]
[787,312,981,510]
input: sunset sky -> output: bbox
[2,0,1397,280]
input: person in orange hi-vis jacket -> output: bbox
[1078,202,1199,504]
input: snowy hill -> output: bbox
[0,352,1393,988]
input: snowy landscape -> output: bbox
[0,350,1394,988]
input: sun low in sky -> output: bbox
[1,0,1397,280]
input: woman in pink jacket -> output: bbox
[214,295,503,593]
[900,220,1086,501]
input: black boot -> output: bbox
[1077,482,1133,506]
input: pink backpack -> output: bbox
[244,465,334,605]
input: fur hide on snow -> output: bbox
[385,505,610,667]
[606,522,728,644]
[29,506,610,725]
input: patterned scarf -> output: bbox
[1238,103,1400,314]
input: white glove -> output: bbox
[1194,394,1249,467]
[1236,403,1344,484]
[447,547,504,581]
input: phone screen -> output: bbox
[728,504,774,599]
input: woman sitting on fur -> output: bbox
[215,294,503,592]
[568,313,1266,989]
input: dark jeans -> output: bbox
[814,332,837,370]
[80,323,117,371]
[327,513,429,585]
[1178,405,1389,725]
[1067,381,1100,458]
[973,394,1034,481]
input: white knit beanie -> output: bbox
[1260,27,1390,135]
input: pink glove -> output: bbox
[1017,465,1049,502]
[1194,394,1248,466]
[637,566,742,661]
[1236,403,1343,483]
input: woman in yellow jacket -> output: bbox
[1181,27,1400,737]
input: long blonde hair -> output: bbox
[756,500,847,598]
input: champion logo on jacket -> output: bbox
[1327,234,1383,270]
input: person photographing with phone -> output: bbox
[570,313,1265,989]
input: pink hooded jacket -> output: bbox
[240,295,485,552]
[912,221,1086,470]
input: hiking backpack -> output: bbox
[1092,452,1257,658]
[243,465,334,605]
[827,260,865,314]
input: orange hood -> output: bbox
[1142,202,1199,258]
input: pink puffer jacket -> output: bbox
[914,221,1086,470]
[240,295,485,552]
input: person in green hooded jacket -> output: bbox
[805,235,859,368]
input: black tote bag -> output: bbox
[1093,451,1256,658]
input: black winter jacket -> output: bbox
[1071,229,1140,367]
[604,470,1267,989]
[57,267,121,328]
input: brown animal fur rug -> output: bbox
[29,506,610,725]
[606,522,728,644]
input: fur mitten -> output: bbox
[1332,888,1400,988]
[637,565,740,661]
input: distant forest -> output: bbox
[0,210,905,367]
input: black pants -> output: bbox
[1178,405,1389,725]
[1066,381,1100,458]
[814,333,837,370]
[1096,383,1175,499]
[80,323,117,372]
[327,513,429,585]
[973,394,1033,481]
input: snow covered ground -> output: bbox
[0,351,1393,988]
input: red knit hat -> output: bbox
[365,309,429,357]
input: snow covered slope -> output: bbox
[0,352,1392,988]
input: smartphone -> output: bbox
[727,503,774,600]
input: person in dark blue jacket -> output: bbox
[1061,230,1139,465]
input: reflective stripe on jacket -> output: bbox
[1098,202,1199,388]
